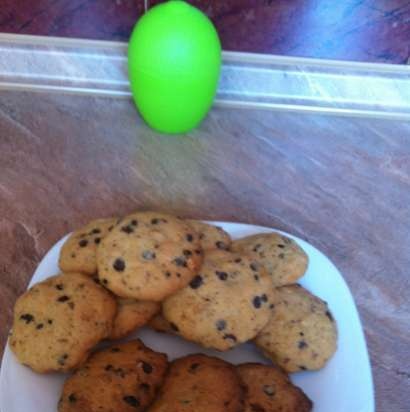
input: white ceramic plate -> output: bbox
[0,222,374,412]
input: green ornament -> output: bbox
[128,0,222,134]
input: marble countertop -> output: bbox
[0,34,409,412]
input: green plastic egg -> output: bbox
[128,0,222,134]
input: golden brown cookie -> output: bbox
[147,354,244,412]
[59,217,118,275]
[10,273,117,373]
[232,233,308,287]
[237,363,312,412]
[162,250,275,351]
[148,312,180,335]
[254,285,337,372]
[97,211,203,301]
[187,220,232,251]
[58,340,168,412]
[110,299,160,340]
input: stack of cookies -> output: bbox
[9,210,338,411]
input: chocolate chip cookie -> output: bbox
[97,211,203,301]
[110,299,160,340]
[232,233,308,287]
[148,312,180,335]
[59,217,118,275]
[58,340,168,412]
[162,250,275,351]
[237,363,312,412]
[147,354,244,412]
[254,284,337,372]
[187,220,232,251]
[10,273,117,373]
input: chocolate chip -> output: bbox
[326,310,334,322]
[142,362,153,374]
[250,262,259,271]
[139,383,150,392]
[131,219,138,226]
[216,319,226,331]
[123,396,140,408]
[250,403,266,412]
[108,225,114,231]
[142,250,156,260]
[170,322,179,332]
[215,271,228,281]
[190,363,200,371]
[253,296,262,309]
[298,340,308,349]
[113,258,125,272]
[195,249,202,255]
[165,271,171,278]
[176,272,181,278]
[70,253,76,258]
[111,348,120,352]
[299,365,307,370]
[78,239,88,248]
[261,294,268,302]
[36,323,44,330]
[263,385,275,397]
[253,244,262,252]
[102,278,108,285]
[254,275,259,281]
[183,249,192,256]
[57,295,70,303]
[121,225,134,234]
[189,275,203,289]
[269,304,275,309]
[68,393,77,403]
[91,228,101,235]
[216,241,227,250]
[55,284,64,291]
[223,333,237,342]
[94,237,101,245]
[234,258,242,263]
[58,354,68,366]
[47,319,53,325]
[105,364,113,371]
[68,302,75,310]
[174,257,187,267]
[151,218,159,224]
[20,314,34,324]
[186,234,193,242]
